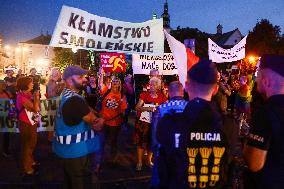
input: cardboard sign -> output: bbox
[139,104,156,123]
[132,53,178,75]
[100,53,126,72]
[0,97,60,133]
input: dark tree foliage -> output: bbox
[171,27,210,58]
[52,47,74,71]
[247,19,282,56]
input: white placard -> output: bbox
[132,53,178,75]
[139,104,156,123]
[50,5,164,55]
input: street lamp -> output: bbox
[248,56,256,63]
[4,45,10,50]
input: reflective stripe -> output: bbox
[66,135,71,145]
[76,133,81,143]
[84,131,88,141]
[56,130,97,144]
[59,136,64,144]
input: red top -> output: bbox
[16,92,33,125]
[137,91,167,118]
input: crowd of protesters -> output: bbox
[0,54,283,189]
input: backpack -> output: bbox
[95,89,111,112]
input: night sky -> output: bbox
[0,0,284,45]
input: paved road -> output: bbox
[0,112,244,189]
[0,114,152,189]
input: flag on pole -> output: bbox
[164,30,199,86]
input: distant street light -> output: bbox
[248,56,256,63]
[4,45,10,50]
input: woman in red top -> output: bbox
[135,77,167,171]
[16,77,40,176]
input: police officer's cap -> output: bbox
[260,54,284,77]
[187,59,218,84]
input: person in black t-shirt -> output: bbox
[244,54,284,189]
[157,60,228,189]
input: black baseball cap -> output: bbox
[63,65,89,80]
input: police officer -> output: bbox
[53,65,104,189]
[157,59,228,189]
[244,54,284,189]
[151,81,188,188]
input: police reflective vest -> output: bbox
[159,97,188,117]
[53,88,100,158]
[152,96,188,149]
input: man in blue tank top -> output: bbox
[53,65,104,189]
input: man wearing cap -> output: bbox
[53,65,104,189]
[157,60,228,189]
[244,54,284,189]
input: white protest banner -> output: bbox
[0,97,60,133]
[50,5,164,55]
[208,36,247,63]
[132,53,178,75]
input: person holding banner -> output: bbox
[53,65,104,189]
[135,77,167,171]
[16,77,40,176]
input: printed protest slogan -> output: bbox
[208,36,247,63]
[100,53,126,72]
[50,5,164,55]
[132,53,178,75]
[0,97,60,133]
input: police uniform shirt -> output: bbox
[247,94,284,188]
[157,98,228,189]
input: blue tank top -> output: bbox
[53,88,100,158]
